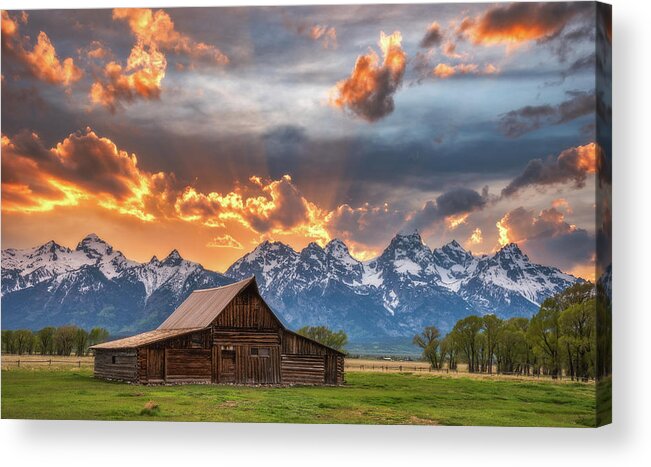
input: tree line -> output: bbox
[413,282,612,381]
[1,326,110,356]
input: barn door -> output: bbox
[220,349,236,383]
[147,348,165,381]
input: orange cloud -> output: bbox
[495,204,595,277]
[309,25,337,49]
[458,2,587,46]
[331,31,406,122]
[2,128,331,244]
[91,8,227,110]
[112,8,228,64]
[502,142,598,197]
[207,234,243,249]
[433,62,497,79]
[1,11,82,86]
[468,227,483,245]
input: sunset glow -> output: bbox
[1,4,602,279]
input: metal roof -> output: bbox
[157,276,256,330]
[90,328,203,350]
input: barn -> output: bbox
[90,276,345,386]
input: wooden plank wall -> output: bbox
[165,349,212,382]
[94,349,138,382]
[281,355,326,384]
[213,286,281,330]
[136,330,211,383]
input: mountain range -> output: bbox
[1,232,581,341]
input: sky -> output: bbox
[1,2,610,280]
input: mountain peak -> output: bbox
[497,243,524,256]
[325,238,349,254]
[165,249,183,261]
[35,240,68,255]
[76,233,113,257]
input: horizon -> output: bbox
[1,4,600,281]
[2,229,588,280]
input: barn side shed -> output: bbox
[91,277,345,386]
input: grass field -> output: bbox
[1,368,599,426]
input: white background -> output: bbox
[0,0,649,465]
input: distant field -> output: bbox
[1,367,598,426]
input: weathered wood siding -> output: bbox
[212,285,281,330]
[135,329,211,384]
[94,349,138,382]
[165,348,212,382]
[281,355,325,384]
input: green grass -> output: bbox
[1,369,597,426]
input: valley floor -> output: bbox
[1,368,599,427]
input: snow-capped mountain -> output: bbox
[1,231,582,340]
[1,234,230,332]
[226,231,581,338]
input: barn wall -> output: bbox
[212,285,281,330]
[281,355,325,384]
[280,331,345,385]
[137,330,212,383]
[165,348,212,382]
[94,349,138,382]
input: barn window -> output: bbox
[251,347,270,357]
[111,356,117,364]
[191,334,203,347]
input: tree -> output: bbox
[14,329,35,355]
[413,326,441,369]
[559,300,596,381]
[296,326,348,352]
[451,315,482,372]
[54,326,77,356]
[36,327,56,355]
[88,327,110,347]
[482,314,502,374]
[528,301,562,377]
[439,334,457,370]
[2,330,17,354]
[74,328,90,356]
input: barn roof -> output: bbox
[90,328,203,349]
[157,276,257,330]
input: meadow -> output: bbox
[1,367,599,427]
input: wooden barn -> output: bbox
[90,277,345,386]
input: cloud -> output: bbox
[1,129,153,220]
[501,142,598,197]
[498,90,595,137]
[496,204,594,275]
[91,8,228,110]
[331,31,406,122]
[432,62,497,79]
[407,187,489,232]
[326,203,406,249]
[1,128,330,242]
[458,2,588,46]
[420,22,443,48]
[1,11,83,86]
[285,18,337,49]
[207,234,243,249]
[112,8,228,64]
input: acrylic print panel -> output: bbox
[0,2,612,427]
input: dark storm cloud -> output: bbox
[498,206,594,272]
[406,187,489,232]
[420,22,443,48]
[498,90,595,138]
[501,143,597,198]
